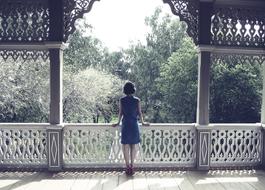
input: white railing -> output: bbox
[0,123,48,167]
[63,124,197,168]
[210,123,263,167]
[0,123,264,169]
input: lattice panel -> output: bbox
[163,0,199,44]
[141,127,196,165]
[63,125,196,167]
[0,50,49,62]
[211,7,265,48]
[211,53,265,65]
[211,128,262,167]
[63,0,99,42]
[63,127,123,165]
[0,0,49,42]
[0,127,47,166]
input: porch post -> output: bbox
[261,62,265,124]
[261,60,265,168]
[47,0,64,171]
[196,0,213,170]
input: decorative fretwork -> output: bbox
[0,50,49,62]
[211,7,265,48]
[63,0,99,42]
[141,126,196,164]
[0,0,49,42]
[63,126,124,165]
[211,128,262,167]
[0,126,47,166]
[211,53,265,65]
[163,0,199,44]
[63,124,196,167]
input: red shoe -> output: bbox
[125,166,131,175]
[130,165,135,176]
[125,165,134,176]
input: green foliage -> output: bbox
[145,8,187,61]
[101,51,131,79]
[158,37,198,122]
[64,24,105,73]
[0,58,49,122]
[63,68,123,123]
[210,62,262,123]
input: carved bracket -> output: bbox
[163,0,199,45]
[63,0,100,42]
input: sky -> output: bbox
[84,0,172,51]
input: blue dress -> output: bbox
[120,96,140,144]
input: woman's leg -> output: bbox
[130,144,137,167]
[122,144,130,167]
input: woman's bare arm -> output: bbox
[112,100,122,127]
[138,99,149,126]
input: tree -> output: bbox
[63,68,124,123]
[0,58,49,122]
[158,37,198,122]
[210,60,262,123]
[63,22,105,73]
[145,7,187,61]
[101,50,131,79]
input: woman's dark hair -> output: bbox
[123,81,136,95]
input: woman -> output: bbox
[112,81,149,175]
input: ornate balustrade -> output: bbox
[210,123,263,167]
[0,123,48,168]
[63,124,197,168]
[0,123,264,170]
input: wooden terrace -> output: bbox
[1,170,265,190]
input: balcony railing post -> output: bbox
[47,0,64,171]
[48,48,64,171]
[261,62,265,124]
[196,0,213,170]
[261,56,265,168]
[258,125,264,170]
[197,125,211,170]
[196,51,210,125]
[47,125,63,171]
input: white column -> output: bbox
[196,1,213,171]
[48,48,63,171]
[196,51,210,125]
[47,0,64,171]
[49,48,63,124]
[261,62,265,124]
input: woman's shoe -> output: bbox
[125,165,134,176]
[125,166,131,175]
[130,165,135,176]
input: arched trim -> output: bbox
[63,0,100,42]
[63,0,199,44]
[163,0,199,44]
